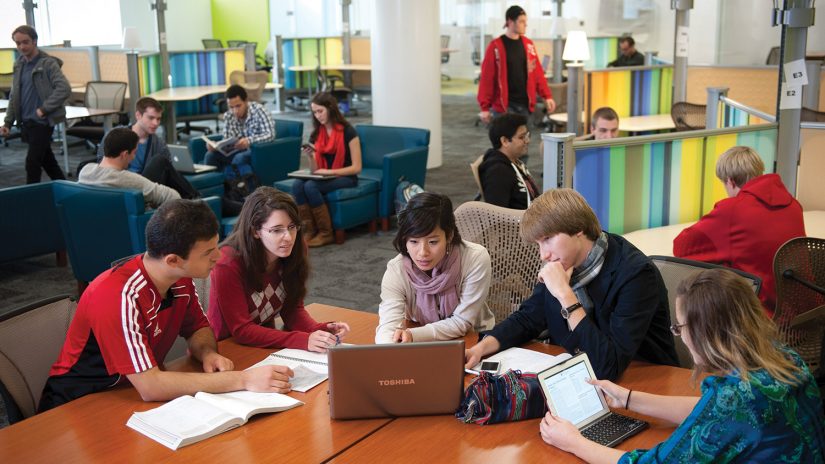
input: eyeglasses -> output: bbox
[670,322,687,337]
[513,131,531,142]
[260,223,300,238]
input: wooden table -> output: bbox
[0,304,698,463]
[0,105,119,175]
[0,304,390,463]
[330,344,697,463]
[550,112,675,134]
[145,85,229,144]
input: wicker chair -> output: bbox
[0,295,76,422]
[469,154,484,201]
[649,256,762,368]
[454,201,541,323]
[671,102,707,131]
[773,237,825,372]
[801,107,825,123]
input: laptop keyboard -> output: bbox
[581,413,646,447]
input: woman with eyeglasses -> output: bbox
[539,268,825,463]
[207,186,350,352]
[375,192,495,343]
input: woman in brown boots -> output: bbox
[293,92,362,247]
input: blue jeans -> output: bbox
[204,149,252,170]
[292,176,358,207]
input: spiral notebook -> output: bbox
[249,348,333,392]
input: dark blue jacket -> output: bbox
[487,233,678,380]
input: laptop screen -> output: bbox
[538,353,608,427]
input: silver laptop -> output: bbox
[537,353,648,447]
[327,341,465,420]
[288,169,336,180]
[169,145,217,174]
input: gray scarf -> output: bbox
[569,232,608,313]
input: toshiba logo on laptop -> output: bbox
[377,379,416,386]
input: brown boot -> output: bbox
[298,204,317,240]
[307,204,334,247]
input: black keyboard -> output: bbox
[581,413,647,447]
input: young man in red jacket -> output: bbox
[673,146,805,315]
[477,5,555,125]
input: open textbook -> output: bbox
[466,347,572,375]
[126,390,303,450]
[201,135,240,157]
[248,347,336,392]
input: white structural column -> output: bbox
[371,0,443,168]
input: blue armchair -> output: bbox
[52,181,226,292]
[272,124,429,244]
[0,182,66,267]
[188,118,304,188]
[355,124,430,230]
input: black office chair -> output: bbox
[66,81,128,151]
[202,39,223,49]
[671,102,707,131]
[227,40,247,48]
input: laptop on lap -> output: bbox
[327,341,465,419]
[537,353,648,447]
[169,145,217,174]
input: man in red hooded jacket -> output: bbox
[477,5,555,125]
[673,146,805,315]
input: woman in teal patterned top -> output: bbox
[539,268,825,463]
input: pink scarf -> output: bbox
[402,244,462,324]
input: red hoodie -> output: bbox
[477,35,552,114]
[673,174,805,315]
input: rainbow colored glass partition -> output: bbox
[572,125,778,234]
[584,65,673,129]
[282,37,344,89]
[137,49,244,116]
[716,101,773,128]
[0,49,16,74]
[585,37,619,69]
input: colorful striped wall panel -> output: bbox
[585,66,673,128]
[282,37,344,89]
[585,37,619,70]
[0,49,16,74]
[138,50,244,116]
[717,102,771,128]
[573,126,778,234]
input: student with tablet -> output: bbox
[375,192,495,343]
[207,187,350,352]
[292,92,363,247]
[539,269,825,462]
[464,188,678,381]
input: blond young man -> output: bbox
[465,189,678,380]
[673,146,805,314]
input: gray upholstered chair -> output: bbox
[0,295,76,422]
[649,256,762,368]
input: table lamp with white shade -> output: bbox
[563,30,589,135]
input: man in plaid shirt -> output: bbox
[205,84,275,169]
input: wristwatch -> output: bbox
[560,302,583,320]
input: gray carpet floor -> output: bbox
[0,94,546,314]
